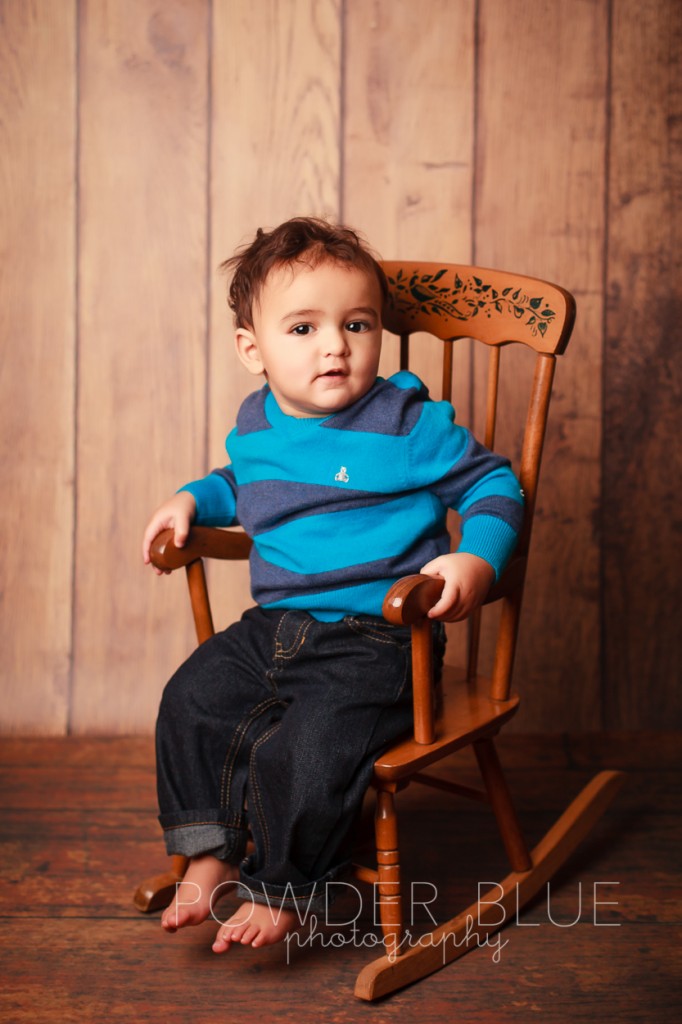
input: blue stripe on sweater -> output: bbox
[431,434,519,508]
[250,535,448,605]
[179,467,237,526]
[320,371,426,435]
[227,415,411,493]
[459,516,519,578]
[261,579,403,621]
[235,479,396,535]
[406,400,486,490]
[252,491,445,574]
[461,495,524,533]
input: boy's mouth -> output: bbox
[318,368,348,378]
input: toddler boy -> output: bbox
[142,217,524,952]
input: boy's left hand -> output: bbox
[420,552,495,622]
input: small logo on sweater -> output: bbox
[334,466,350,483]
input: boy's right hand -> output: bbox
[142,491,197,575]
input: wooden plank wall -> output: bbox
[72,0,210,731]
[603,0,682,728]
[474,0,609,729]
[0,1,76,732]
[0,0,679,735]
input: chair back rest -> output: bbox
[380,261,575,699]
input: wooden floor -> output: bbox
[0,733,679,1023]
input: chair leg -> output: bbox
[133,854,189,913]
[474,737,532,873]
[355,770,625,1000]
[375,787,403,958]
[172,854,190,877]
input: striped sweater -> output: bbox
[180,372,524,621]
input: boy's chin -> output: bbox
[287,392,363,418]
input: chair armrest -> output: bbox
[382,554,527,623]
[382,574,445,625]
[381,559,526,745]
[382,575,444,745]
[149,525,252,571]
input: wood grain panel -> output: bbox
[343,0,475,395]
[475,0,609,730]
[603,0,682,727]
[0,1,76,733]
[0,736,676,1022]
[206,0,342,627]
[72,0,209,731]
[2,1,677,735]
[344,0,475,669]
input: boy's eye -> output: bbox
[291,323,314,336]
[346,320,369,333]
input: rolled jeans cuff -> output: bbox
[158,810,248,863]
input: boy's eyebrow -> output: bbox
[346,306,380,318]
[279,306,379,324]
[279,309,322,323]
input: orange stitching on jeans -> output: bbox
[346,618,402,647]
[248,721,281,864]
[163,820,238,831]
[274,613,312,661]
[220,697,282,808]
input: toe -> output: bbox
[162,906,179,931]
[225,919,249,943]
[239,923,260,945]
[212,930,232,954]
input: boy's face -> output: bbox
[235,259,383,418]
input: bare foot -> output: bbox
[161,854,239,932]
[212,901,300,953]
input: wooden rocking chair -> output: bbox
[134,261,624,1000]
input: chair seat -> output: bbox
[372,668,520,782]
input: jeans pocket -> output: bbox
[345,615,412,649]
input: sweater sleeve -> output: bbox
[406,396,524,580]
[178,466,239,527]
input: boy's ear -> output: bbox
[235,328,265,376]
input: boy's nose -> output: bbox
[323,329,350,356]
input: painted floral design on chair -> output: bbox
[386,267,557,337]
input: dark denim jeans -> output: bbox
[156,607,444,911]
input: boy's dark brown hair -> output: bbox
[221,217,388,328]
